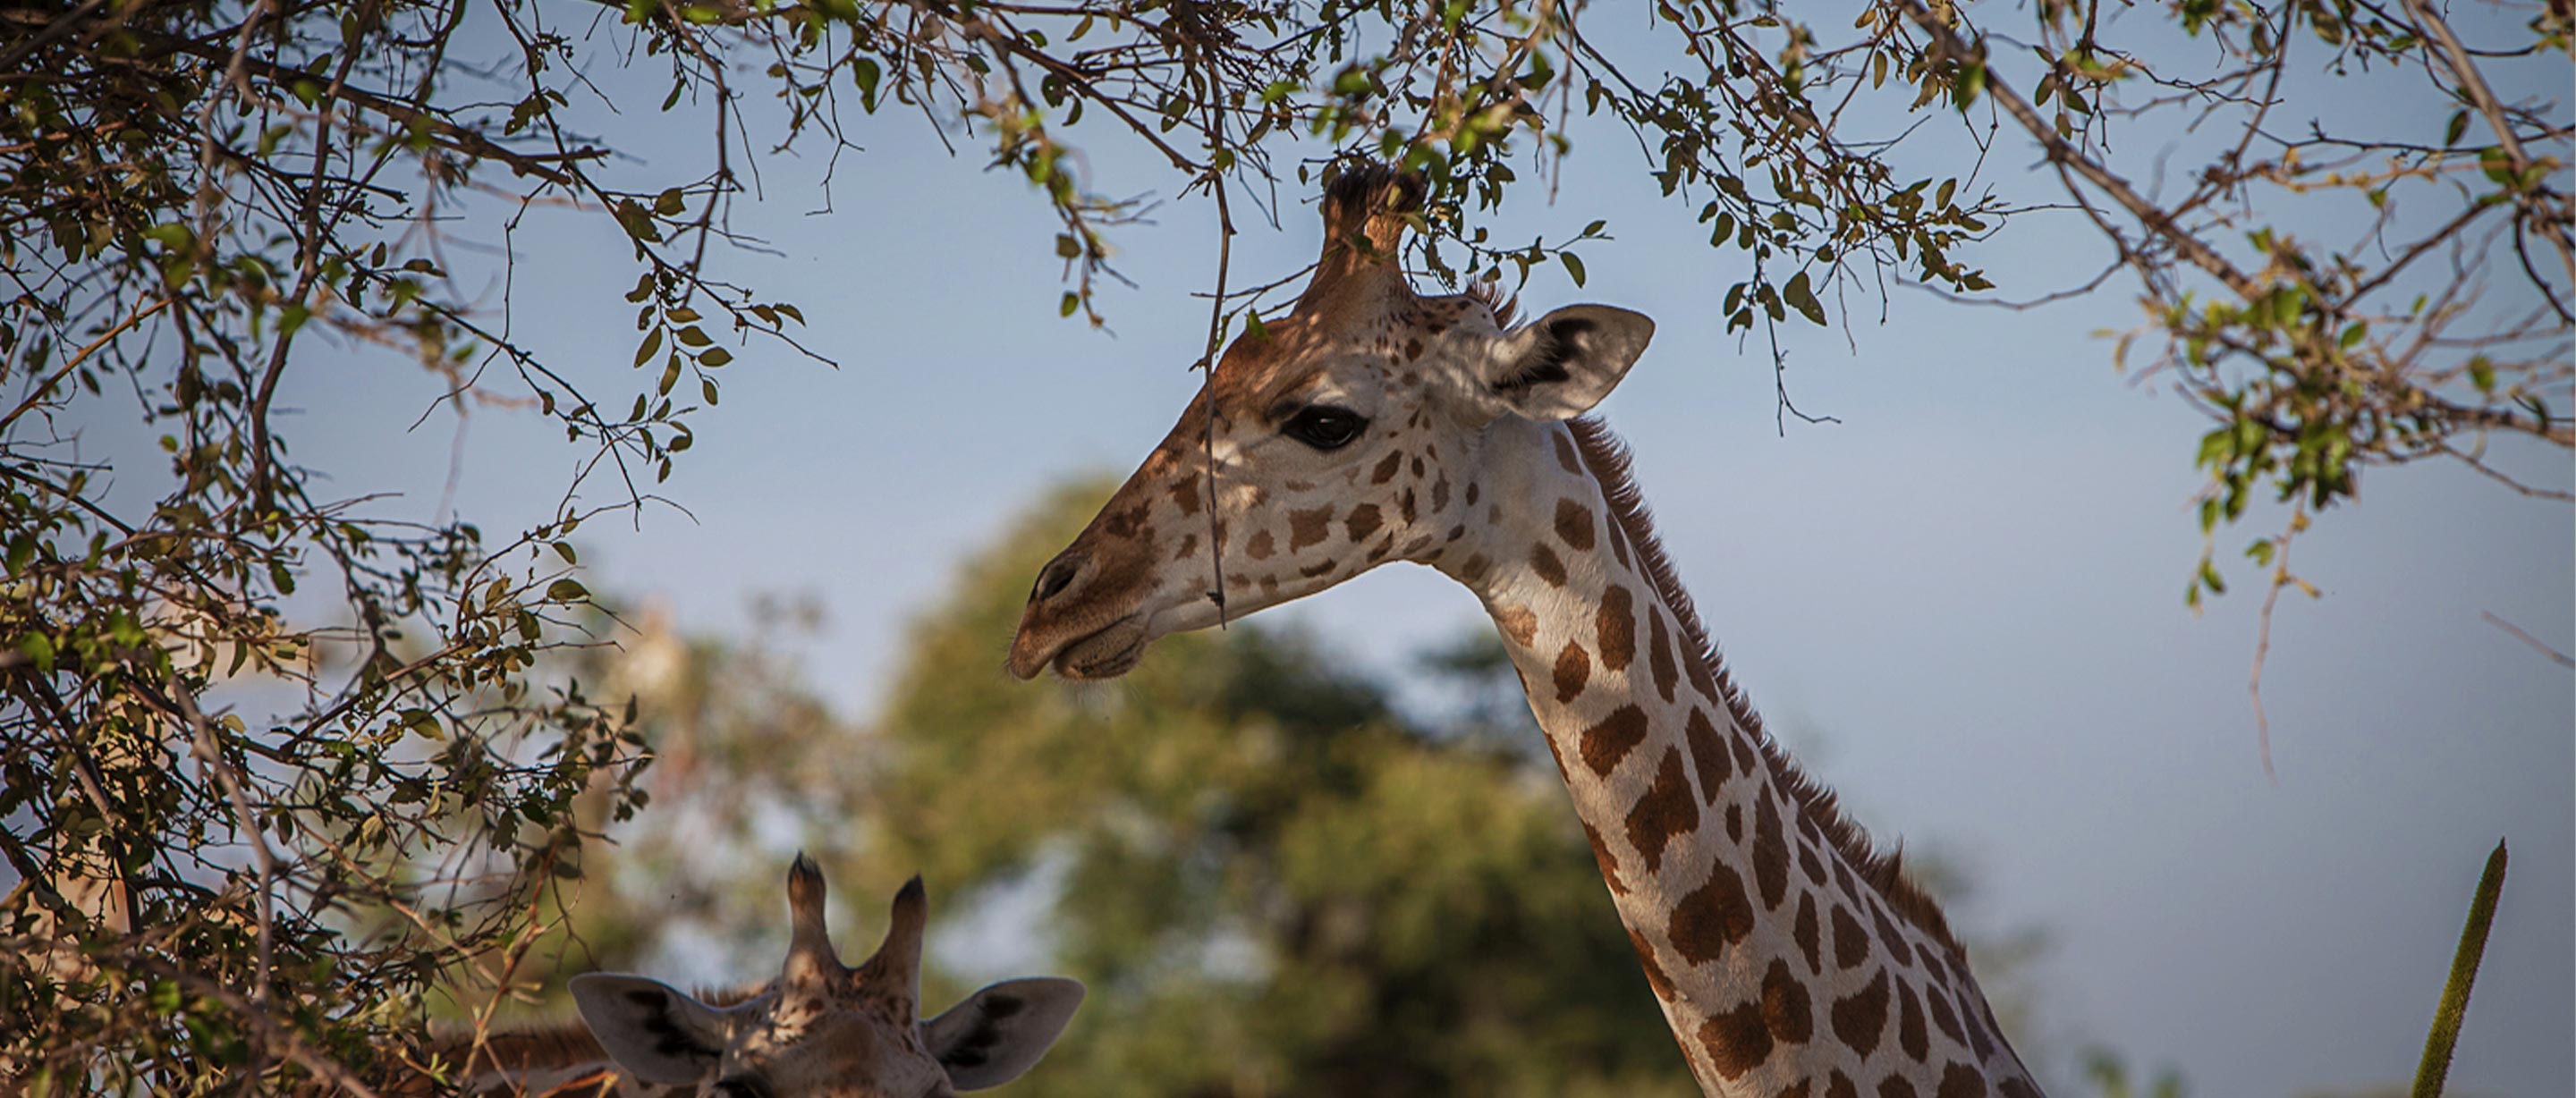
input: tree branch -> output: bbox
[1893,0,2258,299]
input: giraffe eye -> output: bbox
[1282,406,1367,450]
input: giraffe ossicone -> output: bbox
[1008,164,2044,1097]
[445,857,1083,1096]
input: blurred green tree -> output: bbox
[866,480,1690,1098]
[517,479,2085,1096]
[519,480,1693,1096]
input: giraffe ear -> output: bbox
[1478,305,1655,421]
[570,974,733,1086]
[922,977,1086,1091]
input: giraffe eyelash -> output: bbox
[1280,406,1368,450]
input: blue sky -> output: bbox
[70,7,2572,1095]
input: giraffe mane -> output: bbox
[1462,279,1521,327]
[1564,418,1967,958]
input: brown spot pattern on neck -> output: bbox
[1564,418,1964,958]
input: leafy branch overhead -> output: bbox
[0,0,2564,1093]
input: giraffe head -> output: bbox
[570,857,1084,1096]
[1008,165,1655,680]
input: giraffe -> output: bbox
[434,857,1083,1097]
[1004,165,2044,1098]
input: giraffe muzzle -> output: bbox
[1007,612,1148,681]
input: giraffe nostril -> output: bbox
[1033,553,1084,604]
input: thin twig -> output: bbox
[2244,503,2309,784]
[0,297,169,434]
[0,0,111,72]
[1193,41,1236,630]
[2397,0,2575,289]
[162,684,284,1008]
[1894,0,2258,299]
[2480,611,2575,669]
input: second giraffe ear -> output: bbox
[570,974,734,1086]
[923,977,1086,1091]
[1476,305,1656,421]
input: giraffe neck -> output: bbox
[429,1020,657,1097]
[1436,418,2040,1098]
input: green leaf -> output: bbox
[17,632,54,674]
[547,579,589,603]
[1060,291,1080,318]
[1562,252,1587,288]
[633,327,662,367]
[2270,286,2304,328]
[853,56,883,111]
[2196,427,2232,469]
[1952,61,1987,110]
[614,198,662,243]
[698,346,732,367]
[401,708,443,740]
[2479,148,2514,185]
[1783,271,1826,325]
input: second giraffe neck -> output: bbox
[1436,418,2038,1098]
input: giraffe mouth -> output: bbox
[1040,615,1150,680]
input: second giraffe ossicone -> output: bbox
[1005,165,2043,1098]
